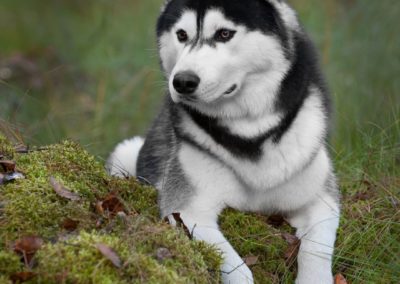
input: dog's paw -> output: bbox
[295,272,333,284]
[221,263,254,284]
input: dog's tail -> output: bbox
[106,136,144,177]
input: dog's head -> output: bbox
[157,0,300,116]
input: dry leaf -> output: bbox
[14,144,29,154]
[14,236,44,267]
[10,271,36,283]
[156,247,173,262]
[352,191,374,201]
[101,193,125,216]
[172,213,192,239]
[50,177,81,201]
[96,243,122,268]
[282,233,300,266]
[267,215,286,227]
[335,273,348,284]
[61,218,79,231]
[0,160,16,172]
[3,172,25,183]
[243,255,259,266]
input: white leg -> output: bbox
[288,193,340,284]
[166,212,254,284]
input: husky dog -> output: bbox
[108,0,340,283]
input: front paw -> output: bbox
[295,272,333,284]
[221,263,254,284]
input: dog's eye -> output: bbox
[214,29,236,42]
[176,29,189,43]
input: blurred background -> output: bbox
[0,0,399,167]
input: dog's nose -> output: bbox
[173,71,200,94]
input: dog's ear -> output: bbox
[161,0,172,13]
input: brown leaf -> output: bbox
[282,233,299,245]
[0,160,16,172]
[10,271,37,283]
[14,236,44,255]
[282,233,300,266]
[172,212,192,239]
[243,255,259,266]
[96,243,122,268]
[267,215,286,227]
[96,192,126,219]
[14,144,29,154]
[61,218,79,231]
[14,236,44,267]
[50,177,81,201]
[156,247,173,262]
[335,273,348,284]
[353,191,374,201]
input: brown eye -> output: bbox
[176,29,188,42]
[215,29,236,42]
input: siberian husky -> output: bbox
[107,0,340,283]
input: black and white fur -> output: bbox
[107,0,340,283]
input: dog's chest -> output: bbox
[178,95,326,191]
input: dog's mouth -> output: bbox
[224,84,237,95]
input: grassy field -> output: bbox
[0,0,399,283]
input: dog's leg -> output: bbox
[288,192,340,284]
[166,212,254,284]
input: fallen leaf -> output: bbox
[282,233,299,245]
[10,271,36,283]
[172,212,192,239]
[100,193,125,216]
[3,172,25,183]
[282,233,300,266]
[61,218,79,231]
[14,236,44,267]
[96,243,122,268]
[50,177,81,201]
[0,160,16,172]
[335,273,348,284]
[243,255,259,266]
[267,215,286,227]
[156,247,173,262]
[14,144,29,154]
[352,191,374,201]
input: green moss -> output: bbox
[220,210,295,284]
[34,231,220,284]
[0,251,22,276]
[0,134,14,159]
[0,137,221,283]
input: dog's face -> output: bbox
[157,0,298,111]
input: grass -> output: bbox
[0,0,399,283]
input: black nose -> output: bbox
[173,71,200,94]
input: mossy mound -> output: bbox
[0,135,221,283]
